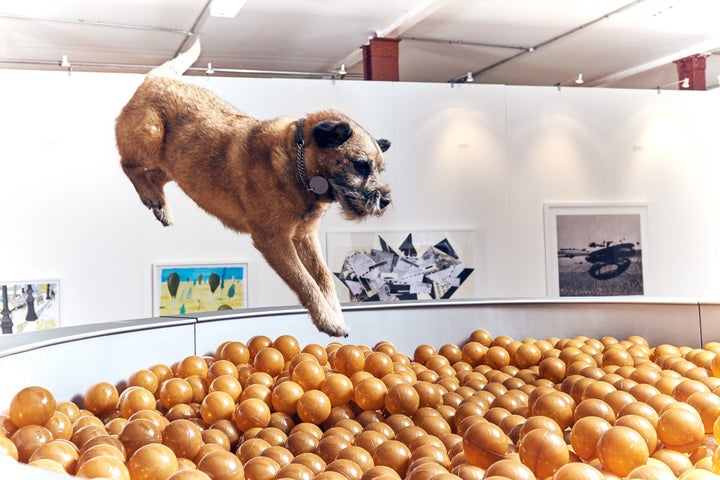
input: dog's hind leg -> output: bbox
[120,163,174,226]
[253,231,349,337]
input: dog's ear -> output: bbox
[312,120,353,148]
[377,139,391,152]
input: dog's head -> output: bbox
[304,111,391,220]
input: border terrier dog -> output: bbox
[116,40,391,337]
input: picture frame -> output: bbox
[326,230,475,303]
[152,263,248,316]
[0,280,60,335]
[544,203,647,297]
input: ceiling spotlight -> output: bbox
[681,77,690,88]
[206,63,215,75]
[210,0,247,18]
[60,54,70,68]
[466,72,474,83]
[575,73,584,84]
[338,64,347,76]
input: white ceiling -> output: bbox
[2,0,720,90]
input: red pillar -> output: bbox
[674,54,706,91]
[362,38,400,81]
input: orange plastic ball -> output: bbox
[219,341,251,365]
[128,443,179,480]
[656,404,705,453]
[248,335,274,359]
[83,382,119,416]
[271,380,305,415]
[462,421,508,468]
[552,462,604,480]
[276,462,314,480]
[333,345,366,376]
[29,438,79,473]
[197,450,244,480]
[0,436,19,461]
[118,386,157,418]
[273,335,301,362]
[253,347,286,377]
[597,426,649,477]
[615,414,658,454]
[128,369,160,394]
[11,424,54,463]
[244,456,281,480]
[175,355,209,379]
[75,454,131,480]
[570,416,612,461]
[517,428,568,478]
[354,377,388,411]
[199,391,236,425]
[297,390,332,425]
[10,386,57,427]
[167,470,212,480]
[385,383,420,417]
[118,418,162,457]
[482,459,534,480]
[530,392,574,430]
[372,439,412,478]
[44,410,73,441]
[158,378,194,410]
[292,360,326,391]
[162,419,204,460]
[234,397,271,432]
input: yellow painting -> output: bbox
[154,264,247,316]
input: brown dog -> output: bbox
[116,40,391,337]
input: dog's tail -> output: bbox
[148,38,201,78]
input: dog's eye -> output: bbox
[351,158,372,176]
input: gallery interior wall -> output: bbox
[1,69,719,327]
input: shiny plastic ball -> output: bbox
[597,425,649,477]
[552,462,604,480]
[244,456,281,480]
[118,418,162,457]
[462,421,508,468]
[197,449,244,480]
[656,404,705,453]
[234,397,271,432]
[354,377,388,412]
[570,416,612,461]
[372,439,412,478]
[11,424,54,463]
[10,386,57,428]
[292,360,326,391]
[517,427,568,478]
[296,390,332,425]
[75,454,131,480]
[118,386,157,418]
[127,443,179,480]
[253,347,286,377]
[162,419,204,460]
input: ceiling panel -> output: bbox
[1,0,719,90]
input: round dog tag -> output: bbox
[308,176,329,195]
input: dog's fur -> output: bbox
[116,40,391,336]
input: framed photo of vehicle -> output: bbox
[544,203,647,297]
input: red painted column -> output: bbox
[674,54,706,91]
[362,38,401,81]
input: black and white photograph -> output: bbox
[545,204,647,297]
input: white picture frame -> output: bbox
[0,280,61,334]
[544,203,648,297]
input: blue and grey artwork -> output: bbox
[334,234,473,302]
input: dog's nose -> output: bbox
[379,195,391,210]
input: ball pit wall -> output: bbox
[1,298,713,412]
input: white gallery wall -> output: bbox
[1,68,719,328]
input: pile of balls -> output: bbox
[3,330,720,480]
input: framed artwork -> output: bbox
[544,203,647,297]
[326,230,475,303]
[0,280,60,334]
[153,263,247,316]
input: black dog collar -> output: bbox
[296,118,329,195]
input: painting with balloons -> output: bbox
[153,263,247,316]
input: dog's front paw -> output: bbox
[151,206,173,227]
[314,310,350,338]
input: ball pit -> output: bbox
[5,323,720,480]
